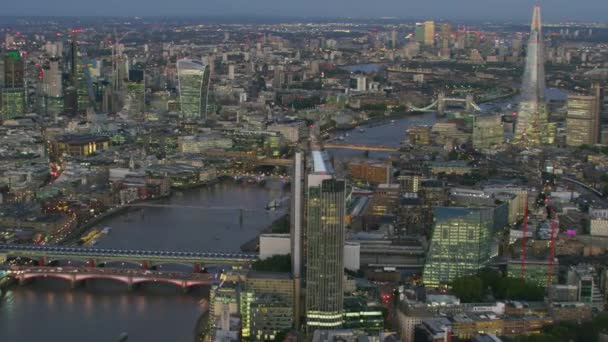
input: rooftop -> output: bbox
[311,150,333,174]
[247,270,292,280]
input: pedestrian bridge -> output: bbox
[0,243,258,268]
[8,266,216,290]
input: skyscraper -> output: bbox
[291,152,303,327]
[1,50,25,120]
[176,58,210,121]
[125,69,146,119]
[514,6,549,146]
[305,150,346,331]
[566,95,599,146]
[423,207,494,288]
[3,50,24,88]
[440,23,452,58]
[42,59,64,118]
[415,21,435,46]
[472,115,504,151]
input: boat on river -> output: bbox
[265,199,281,211]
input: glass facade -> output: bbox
[473,115,503,150]
[566,95,599,146]
[1,88,25,120]
[177,59,210,121]
[514,6,549,146]
[125,80,146,118]
[306,151,346,330]
[507,260,556,287]
[423,207,494,288]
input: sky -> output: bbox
[3,0,608,22]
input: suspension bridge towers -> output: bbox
[437,92,446,115]
[465,94,475,112]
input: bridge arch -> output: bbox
[18,273,74,283]
[131,277,186,288]
[75,274,131,286]
[98,260,146,269]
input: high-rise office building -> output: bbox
[125,69,146,119]
[415,21,435,46]
[566,95,599,146]
[68,36,90,114]
[472,115,504,150]
[176,58,210,121]
[440,23,452,58]
[3,50,24,88]
[514,6,549,146]
[1,50,25,120]
[291,152,304,327]
[415,23,425,44]
[305,150,346,330]
[423,207,494,288]
[42,59,64,118]
[424,21,435,46]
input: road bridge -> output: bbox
[323,143,398,152]
[200,150,293,167]
[124,203,264,212]
[8,266,216,290]
[0,244,257,268]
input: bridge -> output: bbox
[124,203,265,212]
[323,143,398,152]
[559,176,605,198]
[200,150,293,167]
[8,266,216,290]
[408,93,481,115]
[0,244,257,269]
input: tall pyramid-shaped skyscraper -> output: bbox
[514,6,550,146]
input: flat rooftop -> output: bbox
[311,150,333,174]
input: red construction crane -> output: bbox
[547,199,558,284]
[521,200,529,278]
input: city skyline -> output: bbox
[2,0,608,21]
[1,0,608,340]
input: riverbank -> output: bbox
[59,178,262,247]
[59,205,130,246]
[194,310,210,342]
[240,213,289,253]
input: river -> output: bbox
[0,181,287,342]
[0,87,566,341]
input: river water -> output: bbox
[1,88,566,341]
[0,181,287,342]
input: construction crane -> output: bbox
[521,200,529,278]
[111,30,133,92]
[546,198,558,284]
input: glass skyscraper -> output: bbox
[305,150,346,330]
[176,59,210,121]
[423,207,494,288]
[1,50,25,120]
[514,6,549,146]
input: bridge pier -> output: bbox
[70,279,79,290]
[181,283,189,294]
[18,278,29,286]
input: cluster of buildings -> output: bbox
[1,4,608,342]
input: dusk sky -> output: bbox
[3,0,608,21]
